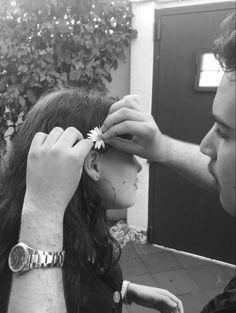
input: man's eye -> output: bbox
[215,127,228,139]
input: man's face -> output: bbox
[200,73,235,217]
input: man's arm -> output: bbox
[158,135,217,192]
[7,127,93,313]
[102,95,217,193]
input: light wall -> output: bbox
[106,48,131,98]
[128,0,156,231]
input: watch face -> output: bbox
[9,245,27,273]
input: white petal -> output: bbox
[94,141,100,150]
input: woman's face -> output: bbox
[94,148,142,209]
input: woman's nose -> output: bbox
[134,157,142,173]
[200,126,217,160]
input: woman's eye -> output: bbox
[215,127,228,139]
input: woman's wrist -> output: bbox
[123,282,137,305]
[20,208,64,251]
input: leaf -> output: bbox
[0,0,137,143]
[18,96,26,107]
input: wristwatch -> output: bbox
[8,242,65,274]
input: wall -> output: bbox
[106,47,131,98]
[128,0,156,231]
[155,0,235,9]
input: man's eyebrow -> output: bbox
[211,113,231,130]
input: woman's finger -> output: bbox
[43,127,64,147]
[55,127,83,148]
[159,290,184,313]
[30,132,48,150]
[72,138,94,160]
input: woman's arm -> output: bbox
[7,127,93,313]
[123,281,184,313]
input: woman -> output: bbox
[0,89,183,312]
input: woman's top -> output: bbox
[200,275,236,313]
[80,262,123,313]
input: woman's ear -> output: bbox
[84,150,101,182]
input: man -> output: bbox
[101,12,236,312]
[7,11,235,313]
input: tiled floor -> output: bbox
[120,242,235,313]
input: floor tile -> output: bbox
[205,288,223,300]
[120,255,148,277]
[126,303,159,313]
[121,243,137,259]
[174,252,210,268]
[122,304,129,313]
[186,264,231,291]
[125,274,158,287]
[153,269,201,295]
[140,251,182,274]
[120,242,235,313]
[132,242,164,255]
[179,292,210,313]
[218,264,236,277]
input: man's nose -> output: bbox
[200,126,217,160]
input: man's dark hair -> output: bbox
[214,13,235,72]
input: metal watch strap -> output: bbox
[29,250,65,269]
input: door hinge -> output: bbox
[154,19,161,41]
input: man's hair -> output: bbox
[214,13,235,72]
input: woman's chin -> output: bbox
[113,200,136,210]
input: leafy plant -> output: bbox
[0,0,137,156]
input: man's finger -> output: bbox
[103,120,147,139]
[108,94,143,115]
[105,137,139,155]
[102,108,146,133]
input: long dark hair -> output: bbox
[0,89,121,312]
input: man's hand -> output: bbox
[102,95,167,161]
[24,126,93,217]
[126,283,184,313]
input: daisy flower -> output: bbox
[87,126,105,150]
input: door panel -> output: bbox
[149,3,235,264]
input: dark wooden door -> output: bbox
[149,3,235,264]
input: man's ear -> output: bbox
[84,150,101,182]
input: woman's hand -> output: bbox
[101,95,168,162]
[126,283,184,313]
[24,126,93,218]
